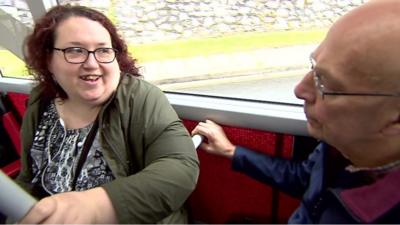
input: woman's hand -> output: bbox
[19,187,117,224]
[191,120,236,158]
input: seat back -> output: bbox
[183,119,300,223]
[5,92,29,123]
[0,92,26,177]
[2,112,21,156]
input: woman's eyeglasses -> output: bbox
[53,47,118,64]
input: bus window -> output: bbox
[1,0,368,105]
[0,0,32,78]
[57,0,368,105]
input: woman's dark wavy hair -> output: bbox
[24,4,140,99]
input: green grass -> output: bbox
[107,0,118,27]
[0,50,28,77]
[130,29,327,62]
[1,29,327,77]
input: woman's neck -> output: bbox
[55,98,101,129]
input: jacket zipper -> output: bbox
[102,126,130,174]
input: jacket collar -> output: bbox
[340,168,400,223]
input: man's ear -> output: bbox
[382,114,400,136]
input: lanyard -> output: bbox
[70,118,99,190]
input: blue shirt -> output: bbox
[232,142,400,223]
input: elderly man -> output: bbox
[192,0,400,223]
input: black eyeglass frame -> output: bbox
[53,47,118,64]
[309,55,400,99]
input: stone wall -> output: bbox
[3,0,368,44]
[0,0,33,26]
[61,0,367,44]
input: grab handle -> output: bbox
[0,170,37,222]
[192,134,204,149]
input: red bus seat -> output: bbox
[5,92,29,122]
[183,119,300,223]
[1,112,22,177]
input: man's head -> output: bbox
[295,0,400,167]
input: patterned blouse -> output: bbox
[30,101,114,195]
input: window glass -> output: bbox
[0,47,28,77]
[0,0,33,27]
[0,0,32,78]
[2,0,368,104]
[58,0,367,104]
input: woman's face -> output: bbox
[49,16,120,106]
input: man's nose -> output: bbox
[294,72,316,103]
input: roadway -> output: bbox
[141,44,317,105]
[167,71,305,105]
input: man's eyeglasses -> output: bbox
[53,47,118,64]
[310,56,400,99]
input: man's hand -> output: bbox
[192,120,236,158]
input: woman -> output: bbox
[15,5,199,224]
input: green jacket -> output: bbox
[16,74,199,223]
